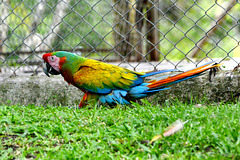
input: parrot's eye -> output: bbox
[50,56,55,61]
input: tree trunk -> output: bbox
[146,0,159,61]
[135,0,146,61]
[113,0,131,60]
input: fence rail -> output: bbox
[0,0,239,75]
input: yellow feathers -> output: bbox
[72,59,142,93]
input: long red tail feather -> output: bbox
[147,63,221,89]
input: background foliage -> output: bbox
[0,0,239,73]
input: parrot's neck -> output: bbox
[60,56,87,85]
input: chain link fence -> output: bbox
[0,0,239,75]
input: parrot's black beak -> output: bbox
[43,62,60,77]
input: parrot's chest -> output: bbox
[61,71,75,85]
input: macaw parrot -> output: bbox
[42,51,220,107]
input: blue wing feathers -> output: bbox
[131,77,144,86]
[144,87,171,93]
[129,86,149,95]
[130,93,148,99]
[99,90,130,105]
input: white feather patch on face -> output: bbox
[47,55,60,72]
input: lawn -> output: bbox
[0,100,240,159]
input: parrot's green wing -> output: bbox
[73,59,145,94]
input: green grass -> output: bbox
[1,101,240,159]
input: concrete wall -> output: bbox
[0,75,83,106]
[0,71,239,107]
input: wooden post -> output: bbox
[135,0,145,61]
[146,1,159,61]
[113,0,131,59]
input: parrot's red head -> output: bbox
[42,51,86,81]
[42,52,61,77]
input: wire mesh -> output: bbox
[0,0,239,75]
